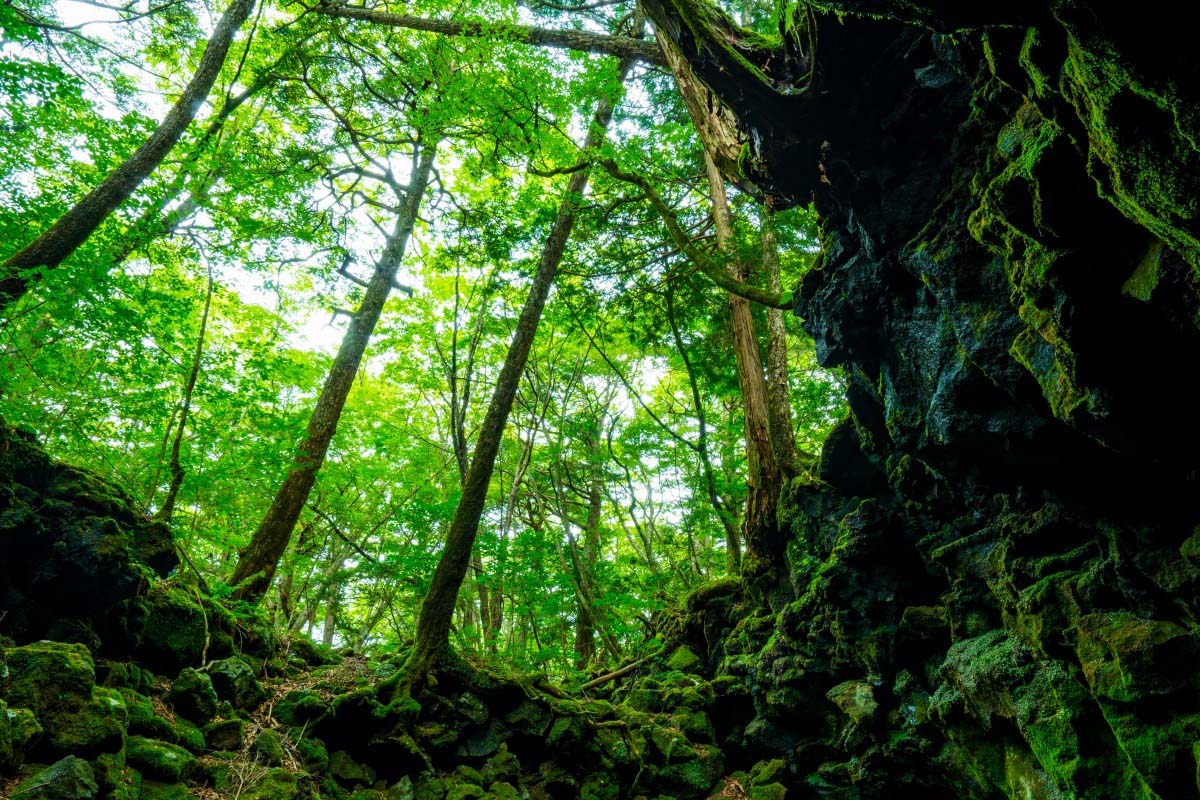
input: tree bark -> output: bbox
[761,201,803,479]
[229,142,437,602]
[402,60,634,685]
[704,151,781,564]
[574,429,604,668]
[0,0,258,310]
[316,5,662,66]
[155,265,215,522]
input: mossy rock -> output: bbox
[749,759,787,786]
[239,767,303,800]
[672,710,716,744]
[329,749,376,787]
[275,689,329,726]
[49,686,128,757]
[4,643,129,758]
[481,745,520,786]
[294,735,329,773]
[138,780,194,800]
[171,717,205,754]
[207,657,265,710]
[483,784,520,800]
[748,783,787,800]
[168,668,217,724]
[581,773,619,800]
[96,662,154,695]
[666,646,703,674]
[13,755,99,800]
[414,776,448,800]
[202,718,245,751]
[825,681,878,725]
[650,743,723,798]
[125,736,197,783]
[114,583,221,675]
[251,728,286,766]
[1,698,42,771]
[286,637,340,667]
[445,783,486,800]
[2,641,95,713]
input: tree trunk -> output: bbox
[155,266,215,522]
[402,62,634,685]
[761,201,802,479]
[229,142,437,602]
[574,430,604,669]
[0,0,257,310]
[704,151,781,564]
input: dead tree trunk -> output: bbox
[229,142,437,602]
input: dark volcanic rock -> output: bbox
[637,1,1200,797]
[0,421,177,648]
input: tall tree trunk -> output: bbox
[0,0,258,310]
[229,142,437,602]
[704,151,781,564]
[155,265,215,522]
[402,61,634,685]
[761,201,802,479]
[574,430,604,669]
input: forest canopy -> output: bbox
[0,0,844,680]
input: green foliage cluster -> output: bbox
[0,0,843,680]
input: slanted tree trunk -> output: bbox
[704,151,782,564]
[402,61,634,685]
[761,201,803,479]
[155,265,215,522]
[229,142,438,602]
[0,0,257,310]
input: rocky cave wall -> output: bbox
[647,1,1200,798]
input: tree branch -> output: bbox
[313,3,664,66]
[599,158,792,309]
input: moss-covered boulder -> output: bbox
[1,641,127,758]
[207,656,264,710]
[275,689,329,726]
[329,749,376,787]
[251,728,286,766]
[13,755,99,799]
[1,698,42,771]
[2,641,95,712]
[239,768,303,800]
[203,718,245,751]
[138,780,193,800]
[125,736,197,783]
[111,583,223,675]
[0,422,176,648]
[168,668,217,724]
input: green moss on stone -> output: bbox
[252,728,286,766]
[126,736,197,783]
[13,755,98,800]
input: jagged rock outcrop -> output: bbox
[641,1,1200,798]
